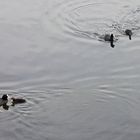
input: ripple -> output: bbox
[42,1,120,40]
[94,85,139,115]
[113,6,140,35]
[42,0,140,42]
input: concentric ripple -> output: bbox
[42,0,140,41]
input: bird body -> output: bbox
[0,94,26,109]
[104,34,115,48]
[11,97,26,104]
[125,29,132,40]
[104,34,111,41]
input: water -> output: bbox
[0,0,140,139]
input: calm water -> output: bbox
[0,0,140,140]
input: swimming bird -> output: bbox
[125,29,132,40]
[104,34,115,48]
[0,94,26,109]
[0,94,8,106]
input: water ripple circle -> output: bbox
[42,0,140,41]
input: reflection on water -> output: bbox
[0,0,140,140]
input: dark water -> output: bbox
[0,0,140,140]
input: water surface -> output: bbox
[0,0,140,140]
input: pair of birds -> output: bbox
[0,94,26,107]
[104,29,132,48]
